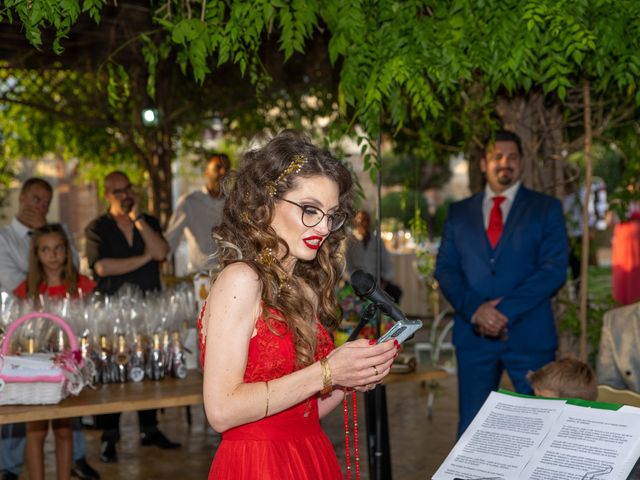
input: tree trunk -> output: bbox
[467,140,485,194]
[146,130,174,228]
[579,81,593,363]
[496,92,567,198]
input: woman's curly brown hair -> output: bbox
[213,131,355,368]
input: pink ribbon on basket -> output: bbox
[52,350,83,374]
[52,350,94,396]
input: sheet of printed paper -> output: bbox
[619,405,640,415]
[432,391,566,480]
[520,405,640,480]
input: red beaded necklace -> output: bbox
[343,392,360,480]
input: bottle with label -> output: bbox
[170,331,187,379]
[162,329,171,377]
[129,333,146,383]
[98,335,112,384]
[146,332,165,380]
[114,334,130,383]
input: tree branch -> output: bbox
[0,95,109,127]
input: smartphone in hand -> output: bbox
[376,319,423,345]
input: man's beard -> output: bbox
[497,168,514,185]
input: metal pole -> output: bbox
[365,129,393,480]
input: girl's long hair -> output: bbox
[214,131,355,367]
[26,224,78,300]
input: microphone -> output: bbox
[350,270,407,323]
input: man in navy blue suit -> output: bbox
[435,130,568,437]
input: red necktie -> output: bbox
[487,196,506,248]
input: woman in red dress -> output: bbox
[199,131,398,479]
[612,200,640,305]
[14,224,96,480]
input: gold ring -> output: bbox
[373,365,379,376]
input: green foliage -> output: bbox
[7,0,640,153]
[323,0,461,137]
[0,68,143,189]
[6,0,640,229]
[567,143,626,192]
[604,123,640,219]
[381,190,429,232]
[152,0,319,84]
[382,152,451,191]
[0,134,14,213]
[8,1,640,118]
[105,63,130,109]
[0,0,106,53]
[557,266,616,366]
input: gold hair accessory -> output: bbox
[241,211,251,223]
[256,247,275,266]
[266,154,307,197]
[277,280,291,295]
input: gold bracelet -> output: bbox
[320,358,333,395]
[264,381,270,418]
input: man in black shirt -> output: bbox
[85,171,179,463]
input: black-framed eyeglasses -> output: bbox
[278,197,346,232]
[111,184,133,196]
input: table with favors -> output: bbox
[0,284,204,424]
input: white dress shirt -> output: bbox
[0,218,78,291]
[482,181,521,229]
[165,186,225,273]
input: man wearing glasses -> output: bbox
[84,171,179,463]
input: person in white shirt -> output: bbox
[165,153,229,273]
[0,178,98,480]
[0,179,79,292]
[0,178,52,291]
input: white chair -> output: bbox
[597,384,640,408]
[413,307,455,372]
[412,308,455,418]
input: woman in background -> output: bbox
[611,186,640,305]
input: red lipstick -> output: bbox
[303,236,324,250]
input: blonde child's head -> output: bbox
[527,358,597,401]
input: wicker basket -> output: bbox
[0,312,78,405]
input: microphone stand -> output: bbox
[370,125,392,480]
[347,303,379,342]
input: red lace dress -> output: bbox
[197,304,343,480]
